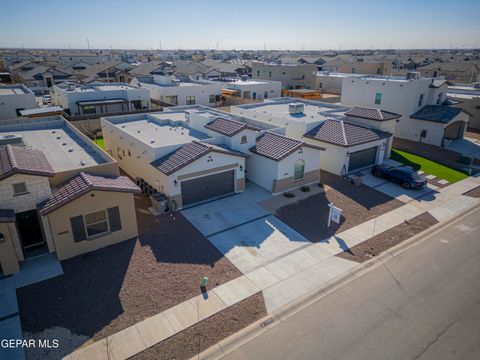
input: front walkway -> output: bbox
[66,176,480,360]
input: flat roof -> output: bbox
[56,83,139,93]
[0,117,109,172]
[236,98,348,124]
[19,106,63,116]
[106,112,209,148]
[0,85,29,95]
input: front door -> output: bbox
[15,210,47,257]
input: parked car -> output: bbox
[42,95,51,104]
[371,165,427,189]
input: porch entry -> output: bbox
[15,210,47,258]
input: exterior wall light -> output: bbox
[174,179,178,187]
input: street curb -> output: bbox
[191,201,480,360]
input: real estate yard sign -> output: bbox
[327,203,342,227]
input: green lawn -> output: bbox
[93,136,105,149]
[390,149,468,183]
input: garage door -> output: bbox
[181,170,235,206]
[348,147,377,172]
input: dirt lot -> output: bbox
[132,293,267,360]
[337,213,438,263]
[17,195,242,345]
[275,172,403,243]
[465,186,480,197]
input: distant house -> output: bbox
[172,60,221,80]
[75,61,134,83]
[128,61,174,78]
[252,62,317,90]
[321,57,393,75]
[0,84,38,120]
[418,61,480,83]
[9,61,75,94]
[52,82,150,117]
[341,74,469,146]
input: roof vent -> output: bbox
[150,139,155,144]
[62,142,67,146]
[56,136,61,139]
[0,134,24,146]
[289,102,304,115]
[68,148,73,152]
[80,160,85,166]
[52,130,56,134]
[406,71,420,80]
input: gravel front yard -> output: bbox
[131,292,267,360]
[336,213,438,263]
[17,195,242,347]
[275,172,404,242]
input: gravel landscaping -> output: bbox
[464,186,480,198]
[131,292,267,360]
[17,195,242,351]
[337,213,438,263]
[275,172,403,242]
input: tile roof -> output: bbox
[151,141,247,175]
[0,145,55,181]
[345,106,400,121]
[304,119,391,147]
[204,118,259,137]
[39,172,140,215]
[0,209,15,223]
[250,131,324,161]
[411,105,463,124]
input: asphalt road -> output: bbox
[222,207,480,360]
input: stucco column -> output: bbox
[41,215,56,253]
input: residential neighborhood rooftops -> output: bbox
[0,116,110,172]
[205,117,260,137]
[151,140,246,175]
[250,131,324,161]
[411,105,464,123]
[39,172,140,215]
[0,144,54,180]
[345,106,401,121]
[304,119,391,147]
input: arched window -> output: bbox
[294,159,305,181]
[241,135,248,144]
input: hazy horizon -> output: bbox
[1,0,479,50]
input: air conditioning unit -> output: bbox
[289,102,304,115]
[406,72,420,80]
[0,134,24,147]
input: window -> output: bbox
[165,95,178,105]
[418,93,424,107]
[351,68,356,73]
[85,210,108,237]
[294,159,305,181]
[82,104,96,115]
[186,96,196,105]
[268,71,272,78]
[264,91,268,99]
[374,92,382,105]
[437,92,443,105]
[13,182,28,196]
[319,82,323,88]
[256,70,260,77]
[209,95,216,103]
[241,135,248,144]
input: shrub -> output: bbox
[284,192,296,198]
[300,186,310,192]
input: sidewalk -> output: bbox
[65,176,480,360]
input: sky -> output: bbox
[1,0,479,50]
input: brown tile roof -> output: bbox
[250,131,324,161]
[151,141,247,175]
[345,106,400,121]
[304,119,391,147]
[39,172,140,215]
[0,145,54,181]
[204,118,259,137]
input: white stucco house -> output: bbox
[223,78,282,101]
[231,98,399,175]
[340,74,469,147]
[0,84,38,120]
[131,75,223,107]
[101,106,324,209]
[51,82,150,117]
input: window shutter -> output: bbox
[107,207,122,232]
[70,216,86,242]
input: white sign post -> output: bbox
[327,203,342,227]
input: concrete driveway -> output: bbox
[362,171,438,203]
[182,183,313,274]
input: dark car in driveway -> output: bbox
[371,165,427,189]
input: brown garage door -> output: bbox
[181,170,235,206]
[348,147,378,172]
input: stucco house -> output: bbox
[0,116,139,276]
